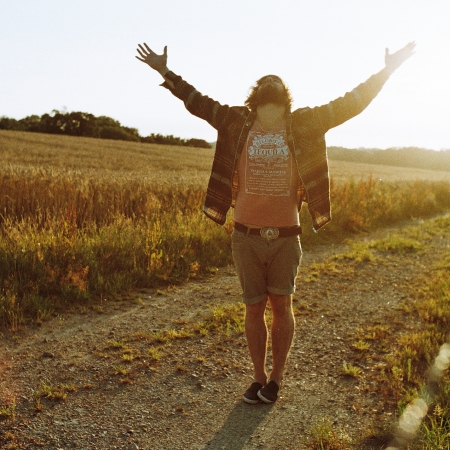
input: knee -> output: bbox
[268,293,293,316]
[245,297,268,319]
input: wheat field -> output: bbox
[2,129,450,184]
[1,129,450,328]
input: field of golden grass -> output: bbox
[2,129,450,184]
[0,130,212,183]
[328,159,450,183]
[1,129,450,329]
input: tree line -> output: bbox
[0,111,212,148]
[328,146,450,173]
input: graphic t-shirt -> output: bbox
[233,120,301,227]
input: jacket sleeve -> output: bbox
[293,68,391,135]
[161,71,231,130]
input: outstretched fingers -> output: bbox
[135,43,168,74]
[135,51,145,62]
[135,43,167,61]
[135,43,154,61]
[400,41,416,57]
[385,41,416,73]
[143,43,153,54]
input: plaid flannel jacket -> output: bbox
[162,69,390,231]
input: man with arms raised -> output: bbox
[135,41,415,403]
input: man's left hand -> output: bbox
[385,41,416,74]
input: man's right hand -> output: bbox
[136,43,169,77]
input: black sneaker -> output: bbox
[243,382,264,404]
[257,380,279,403]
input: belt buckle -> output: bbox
[260,226,279,240]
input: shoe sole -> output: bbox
[243,396,260,404]
[257,390,276,403]
[243,382,264,404]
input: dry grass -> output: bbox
[0,129,213,181]
[328,159,450,184]
[1,129,450,330]
[3,129,450,184]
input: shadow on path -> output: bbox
[203,401,274,449]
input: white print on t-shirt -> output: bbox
[248,134,289,165]
[244,130,293,197]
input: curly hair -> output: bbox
[244,75,293,112]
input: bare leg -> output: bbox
[245,297,268,385]
[267,293,295,385]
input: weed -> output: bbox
[150,327,195,346]
[122,353,135,362]
[147,347,162,361]
[416,404,449,449]
[352,340,371,352]
[151,331,169,344]
[305,417,352,449]
[364,324,391,340]
[112,365,128,375]
[341,363,363,378]
[64,384,77,392]
[0,398,16,421]
[166,328,195,339]
[34,396,44,412]
[34,381,75,401]
[206,304,245,334]
[106,340,127,349]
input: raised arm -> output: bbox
[135,43,237,130]
[293,42,417,134]
[135,43,174,89]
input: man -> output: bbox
[135,41,415,403]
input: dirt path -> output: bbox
[1,218,449,450]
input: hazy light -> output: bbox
[388,342,450,448]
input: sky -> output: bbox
[1,0,449,150]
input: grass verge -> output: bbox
[297,215,450,449]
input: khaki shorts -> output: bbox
[231,229,302,305]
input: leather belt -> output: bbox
[234,222,302,240]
